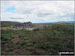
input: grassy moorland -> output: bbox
[1,21,74,55]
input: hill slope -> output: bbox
[1,22,74,55]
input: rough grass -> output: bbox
[1,23,74,55]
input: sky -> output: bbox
[1,0,75,23]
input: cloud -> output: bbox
[1,1,74,23]
[37,12,52,17]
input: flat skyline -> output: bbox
[1,1,74,23]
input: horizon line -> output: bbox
[1,21,75,23]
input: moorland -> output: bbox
[1,21,74,55]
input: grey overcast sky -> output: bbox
[1,0,74,23]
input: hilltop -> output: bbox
[1,21,74,27]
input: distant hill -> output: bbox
[9,22,43,29]
[1,21,74,27]
[56,21,75,24]
[0,21,20,27]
